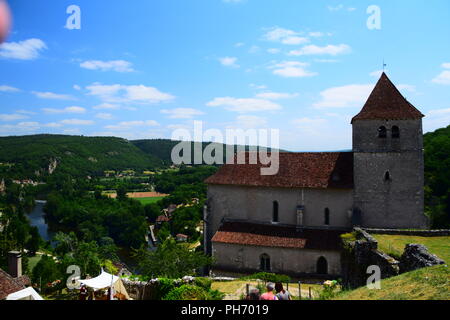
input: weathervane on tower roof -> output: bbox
[383,59,387,72]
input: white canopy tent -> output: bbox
[6,287,44,300]
[79,270,130,300]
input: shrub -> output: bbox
[163,285,209,300]
[155,278,176,300]
[194,277,212,290]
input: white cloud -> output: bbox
[309,32,324,37]
[234,42,245,47]
[95,113,114,120]
[60,119,95,126]
[0,122,40,134]
[73,85,81,91]
[249,84,267,90]
[235,115,268,129]
[269,61,317,78]
[86,83,175,104]
[32,91,76,100]
[432,64,450,85]
[369,69,387,77]
[92,103,120,110]
[42,106,86,114]
[263,27,309,45]
[0,38,47,60]
[327,4,355,12]
[219,57,239,68]
[314,84,374,108]
[44,122,63,128]
[267,48,281,54]
[161,108,205,119]
[289,44,351,56]
[80,60,134,72]
[0,113,28,121]
[424,108,450,132]
[105,120,159,130]
[0,85,20,92]
[255,91,299,100]
[207,97,282,113]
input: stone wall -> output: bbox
[341,228,446,289]
[205,184,353,255]
[212,242,341,278]
[341,228,399,289]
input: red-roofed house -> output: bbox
[204,73,428,277]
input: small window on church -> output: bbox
[378,126,387,138]
[273,201,279,223]
[384,171,391,181]
[260,254,271,271]
[324,208,330,225]
[392,126,400,139]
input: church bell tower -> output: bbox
[351,73,428,229]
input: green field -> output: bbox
[335,265,450,300]
[136,197,166,205]
[373,234,450,262]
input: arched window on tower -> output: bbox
[384,171,391,181]
[378,126,387,138]
[392,126,400,139]
[324,208,330,225]
[260,254,271,271]
[273,201,279,223]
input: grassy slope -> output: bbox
[373,234,450,262]
[336,265,449,300]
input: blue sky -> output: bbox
[0,0,449,151]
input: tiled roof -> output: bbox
[156,215,170,222]
[205,152,353,189]
[212,221,345,250]
[352,72,424,123]
[0,269,29,300]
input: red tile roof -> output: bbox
[0,269,30,300]
[212,221,344,250]
[352,72,424,123]
[205,152,353,189]
[156,215,170,222]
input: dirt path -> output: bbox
[107,192,168,199]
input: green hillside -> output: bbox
[0,134,163,178]
[131,139,286,165]
[424,125,450,228]
[336,265,449,300]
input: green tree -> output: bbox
[135,238,213,279]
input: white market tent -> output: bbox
[6,287,44,300]
[79,270,130,300]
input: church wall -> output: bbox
[212,242,341,276]
[205,185,352,254]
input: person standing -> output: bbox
[260,283,278,300]
[275,282,291,300]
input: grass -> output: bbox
[136,196,166,205]
[28,255,42,272]
[211,279,323,300]
[335,265,450,300]
[373,234,450,262]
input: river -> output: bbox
[28,200,54,242]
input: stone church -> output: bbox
[203,73,429,277]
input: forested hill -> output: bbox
[0,134,163,178]
[131,139,285,166]
[424,125,450,228]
